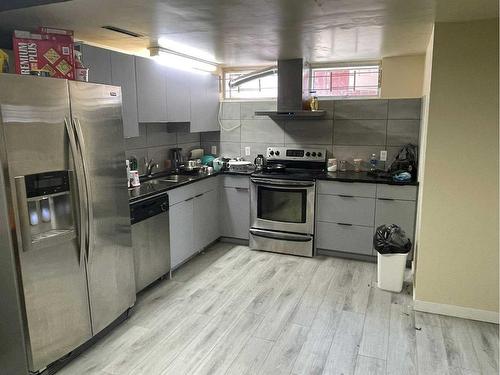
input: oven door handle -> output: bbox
[250,177,314,188]
[249,228,312,242]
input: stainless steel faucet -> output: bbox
[145,158,159,176]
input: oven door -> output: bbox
[250,177,315,234]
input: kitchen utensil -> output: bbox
[170,148,183,171]
[130,170,140,187]
[212,157,225,172]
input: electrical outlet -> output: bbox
[380,150,387,161]
[245,146,251,156]
[211,145,217,155]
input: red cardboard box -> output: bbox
[13,29,75,79]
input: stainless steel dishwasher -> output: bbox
[130,192,171,293]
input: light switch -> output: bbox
[245,146,251,156]
[211,145,217,155]
[380,150,387,161]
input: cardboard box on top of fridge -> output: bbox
[12,28,75,79]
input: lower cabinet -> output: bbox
[316,222,374,256]
[194,189,219,252]
[220,176,250,240]
[169,198,195,269]
[169,177,221,269]
[315,181,418,258]
[375,198,417,246]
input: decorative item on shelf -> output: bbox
[74,50,88,82]
[353,158,363,172]
[369,153,378,171]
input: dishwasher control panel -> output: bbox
[130,193,169,225]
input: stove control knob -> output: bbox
[269,150,274,156]
[312,152,317,157]
[305,152,311,157]
[275,150,280,156]
[317,152,322,157]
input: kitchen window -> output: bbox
[310,64,381,98]
[223,69,277,99]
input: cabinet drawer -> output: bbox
[316,222,373,255]
[317,181,376,198]
[222,175,250,189]
[316,195,375,226]
[168,177,219,206]
[375,199,416,242]
[376,184,417,201]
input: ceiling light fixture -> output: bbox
[149,46,218,73]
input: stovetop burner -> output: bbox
[253,146,327,181]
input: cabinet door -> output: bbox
[80,45,112,84]
[166,67,190,122]
[316,222,374,255]
[194,189,219,251]
[220,187,249,239]
[110,51,139,138]
[190,73,220,132]
[135,56,167,122]
[375,198,416,244]
[316,194,375,227]
[169,198,194,268]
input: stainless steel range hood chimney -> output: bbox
[255,58,326,119]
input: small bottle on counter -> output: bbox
[369,153,378,171]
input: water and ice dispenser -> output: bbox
[15,171,77,251]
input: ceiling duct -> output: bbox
[101,26,143,38]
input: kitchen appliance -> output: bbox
[0,74,135,374]
[254,154,266,172]
[228,159,254,173]
[254,59,326,119]
[250,147,326,257]
[171,147,184,172]
[130,192,170,292]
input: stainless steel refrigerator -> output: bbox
[0,74,135,374]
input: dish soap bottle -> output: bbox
[369,153,378,171]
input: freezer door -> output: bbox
[68,81,135,334]
[0,74,92,372]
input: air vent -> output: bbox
[101,26,142,38]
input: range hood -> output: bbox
[255,58,326,119]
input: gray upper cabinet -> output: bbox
[80,44,112,85]
[110,51,139,138]
[190,73,220,133]
[135,57,167,122]
[165,67,191,122]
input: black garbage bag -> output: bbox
[374,224,412,254]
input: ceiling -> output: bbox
[0,0,497,67]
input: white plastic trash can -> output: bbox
[377,252,408,292]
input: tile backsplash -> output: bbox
[125,123,201,175]
[201,98,421,171]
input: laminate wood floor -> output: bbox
[58,242,499,375]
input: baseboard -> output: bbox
[414,299,499,324]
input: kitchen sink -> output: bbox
[160,175,192,183]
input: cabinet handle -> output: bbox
[194,193,203,198]
[235,187,249,191]
[337,222,353,226]
[338,194,354,198]
[378,197,395,201]
[184,197,194,202]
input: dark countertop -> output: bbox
[316,171,419,186]
[128,172,219,203]
[129,169,417,203]
[128,170,254,203]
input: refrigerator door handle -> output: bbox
[72,117,94,265]
[65,117,87,265]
